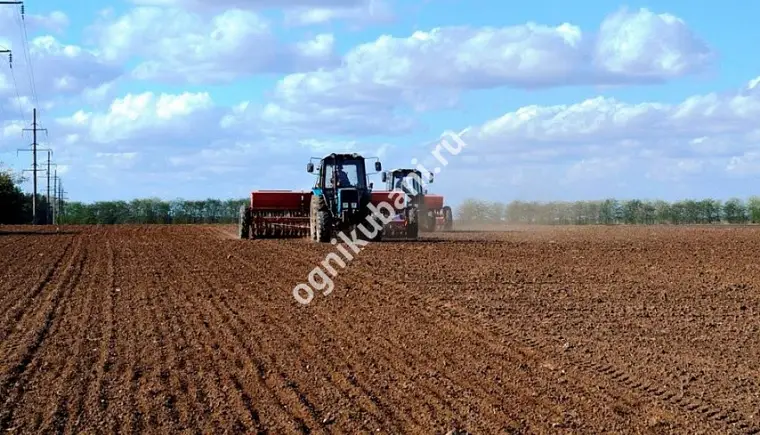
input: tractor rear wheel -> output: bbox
[316,210,331,242]
[406,207,419,239]
[310,195,330,242]
[427,213,437,232]
[442,206,453,231]
[238,205,250,239]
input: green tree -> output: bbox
[747,196,760,223]
[723,198,748,223]
[0,165,27,224]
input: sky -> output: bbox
[1,0,759,205]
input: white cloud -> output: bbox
[594,8,713,79]
[473,78,760,153]
[283,0,394,27]
[5,2,760,204]
[14,70,757,203]
[128,0,394,26]
[394,75,753,201]
[726,152,760,176]
[125,0,390,26]
[126,0,367,8]
[89,6,339,84]
[0,7,121,126]
[27,36,121,95]
[254,7,713,136]
[55,91,215,144]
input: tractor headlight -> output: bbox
[351,202,357,208]
[343,202,349,208]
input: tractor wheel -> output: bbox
[238,205,250,239]
[443,206,453,231]
[427,213,437,232]
[406,208,419,239]
[310,195,330,242]
[316,210,331,242]
[309,208,317,241]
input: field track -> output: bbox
[1,224,759,434]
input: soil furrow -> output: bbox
[0,235,74,337]
[0,234,87,431]
[1,224,759,433]
[162,241,335,433]
[137,240,263,432]
[184,239,423,432]
[226,242,533,432]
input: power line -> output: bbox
[47,162,57,223]
[0,48,7,120]
[58,180,67,221]
[0,47,25,124]
[1,1,38,123]
[0,3,28,125]
[44,150,53,223]
[16,3,39,114]
[19,148,52,224]
[18,108,48,224]
[3,1,61,222]
[53,171,60,224]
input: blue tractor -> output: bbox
[306,153,382,242]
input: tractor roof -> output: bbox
[322,153,364,160]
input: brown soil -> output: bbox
[1,224,759,434]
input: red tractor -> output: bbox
[369,168,453,237]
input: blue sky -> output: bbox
[1,0,759,206]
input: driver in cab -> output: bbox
[335,164,352,187]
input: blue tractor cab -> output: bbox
[306,153,382,242]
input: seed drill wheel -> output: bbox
[442,206,453,231]
[238,205,251,239]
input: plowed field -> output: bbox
[1,224,759,434]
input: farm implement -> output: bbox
[371,168,453,238]
[420,192,454,232]
[238,156,455,241]
[239,153,390,241]
[238,190,311,239]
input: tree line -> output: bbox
[51,196,760,225]
[456,197,760,225]
[0,165,55,224]
[6,166,760,225]
[58,198,249,224]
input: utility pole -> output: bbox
[48,163,57,224]
[20,108,48,224]
[45,152,54,224]
[53,172,63,225]
[18,147,51,224]
[59,183,67,221]
[53,171,58,224]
